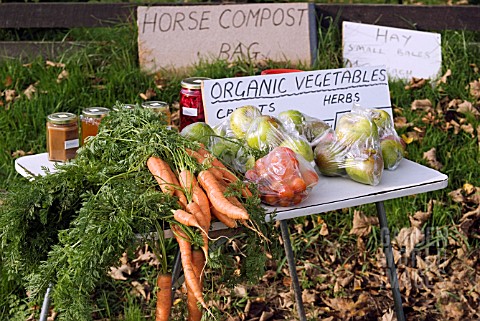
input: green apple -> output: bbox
[380,136,405,170]
[245,115,283,151]
[280,137,314,162]
[335,113,379,146]
[371,109,392,130]
[314,140,345,176]
[345,152,383,185]
[306,120,332,142]
[229,105,262,139]
[180,122,215,146]
[278,110,305,133]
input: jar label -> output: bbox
[182,107,198,117]
[65,139,80,150]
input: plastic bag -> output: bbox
[368,109,405,170]
[245,146,319,206]
[313,104,384,186]
[277,109,333,146]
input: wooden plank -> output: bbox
[315,4,480,31]
[0,3,479,31]
[0,41,91,60]
[0,3,138,28]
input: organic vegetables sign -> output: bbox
[342,21,442,81]
[137,3,317,72]
[202,66,391,128]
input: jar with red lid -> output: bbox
[179,77,210,131]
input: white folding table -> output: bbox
[15,153,448,321]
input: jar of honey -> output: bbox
[46,112,79,162]
[142,101,171,124]
[179,77,210,131]
[80,107,110,145]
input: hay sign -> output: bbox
[342,21,442,81]
[137,3,317,72]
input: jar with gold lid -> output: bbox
[142,101,171,125]
[179,77,210,131]
[46,112,79,162]
[80,107,110,145]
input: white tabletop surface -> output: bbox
[15,153,448,222]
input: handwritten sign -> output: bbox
[342,21,442,81]
[202,66,391,128]
[137,3,317,72]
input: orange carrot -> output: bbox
[187,249,205,321]
[155,274,172,321]
[186,202,210,261]
[197,147,253,198]
[211,207,237,228]
[185,148,223,180]
[178,169,211,222]
[197,170,249,220]
[171,225,207,310]
[173,209,201,229]
[147,156,175,196]
[163,165,187,209]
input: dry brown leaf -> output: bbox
[349,210,378,238]
[56,70,69,83]
[23,84,36,100]
[46,60,66,68]
[437,69,452,86]
[11,150,26,158]
[3,75,12,87]
[380,309,395,321]
[469,79,480,99]
[410,210,431,229]
[411,99,433,112]
[423,147,443,170]
[405,77,427,90]
[108,263,133,281]
[317,217,329,236]
[470,63,479,74]
[456,100,480,117]
[461,123,475,137]
[301,289,316,304]
[130,280,150,300]
[3,89,17,102]
[139,88,156,100]
[394,116,413,129]
[394,227,424,258]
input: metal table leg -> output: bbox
[279,220,307,321]
[375,201,406,321]
[39,284,52,321]
[170,249,182,303]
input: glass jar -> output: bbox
[80,107,110,145]
[179,77,211,131]
[46,112,79,162]
[142,101,171,125]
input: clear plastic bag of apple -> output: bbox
[245,146,319,206]
[367,108,405,170]
[314,104,384,186]
[277,109,334,146]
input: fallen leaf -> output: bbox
[349,210,378,238]
[409,209,432,229]
[436,69,452,86]
[405,77,427,90]
[139,88,156,100]
[46,60,66,68]
[3,75,12,87]
[394,116,413,129]
[411,99,433,112]
[401,133,414,145]
[456,100,480,117]
[301,289,316,304]
[461,123,475,137]
[423,147,443,170]
[11,150,26,158]
[3,89,17,102]
[130,280,150,300]
[394,227,424,258]
[108,263,133,281]
[56,70,69,83]
[469,79,480,99]
[380,309,395,321]
[23,84,36,100]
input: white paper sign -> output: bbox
[137,3,317,72]
[202,66,392,128]
[342,21,442,81]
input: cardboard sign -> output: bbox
[202,66,391,128]
[342,21,442,81]
[137,3,317,72]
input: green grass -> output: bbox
[0,5,479,320]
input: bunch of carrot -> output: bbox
[147,146,253,321]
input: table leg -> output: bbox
[375,201,406,321]
[170,249,182,303]
[279,220,307,321]
[39,284,52,321]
